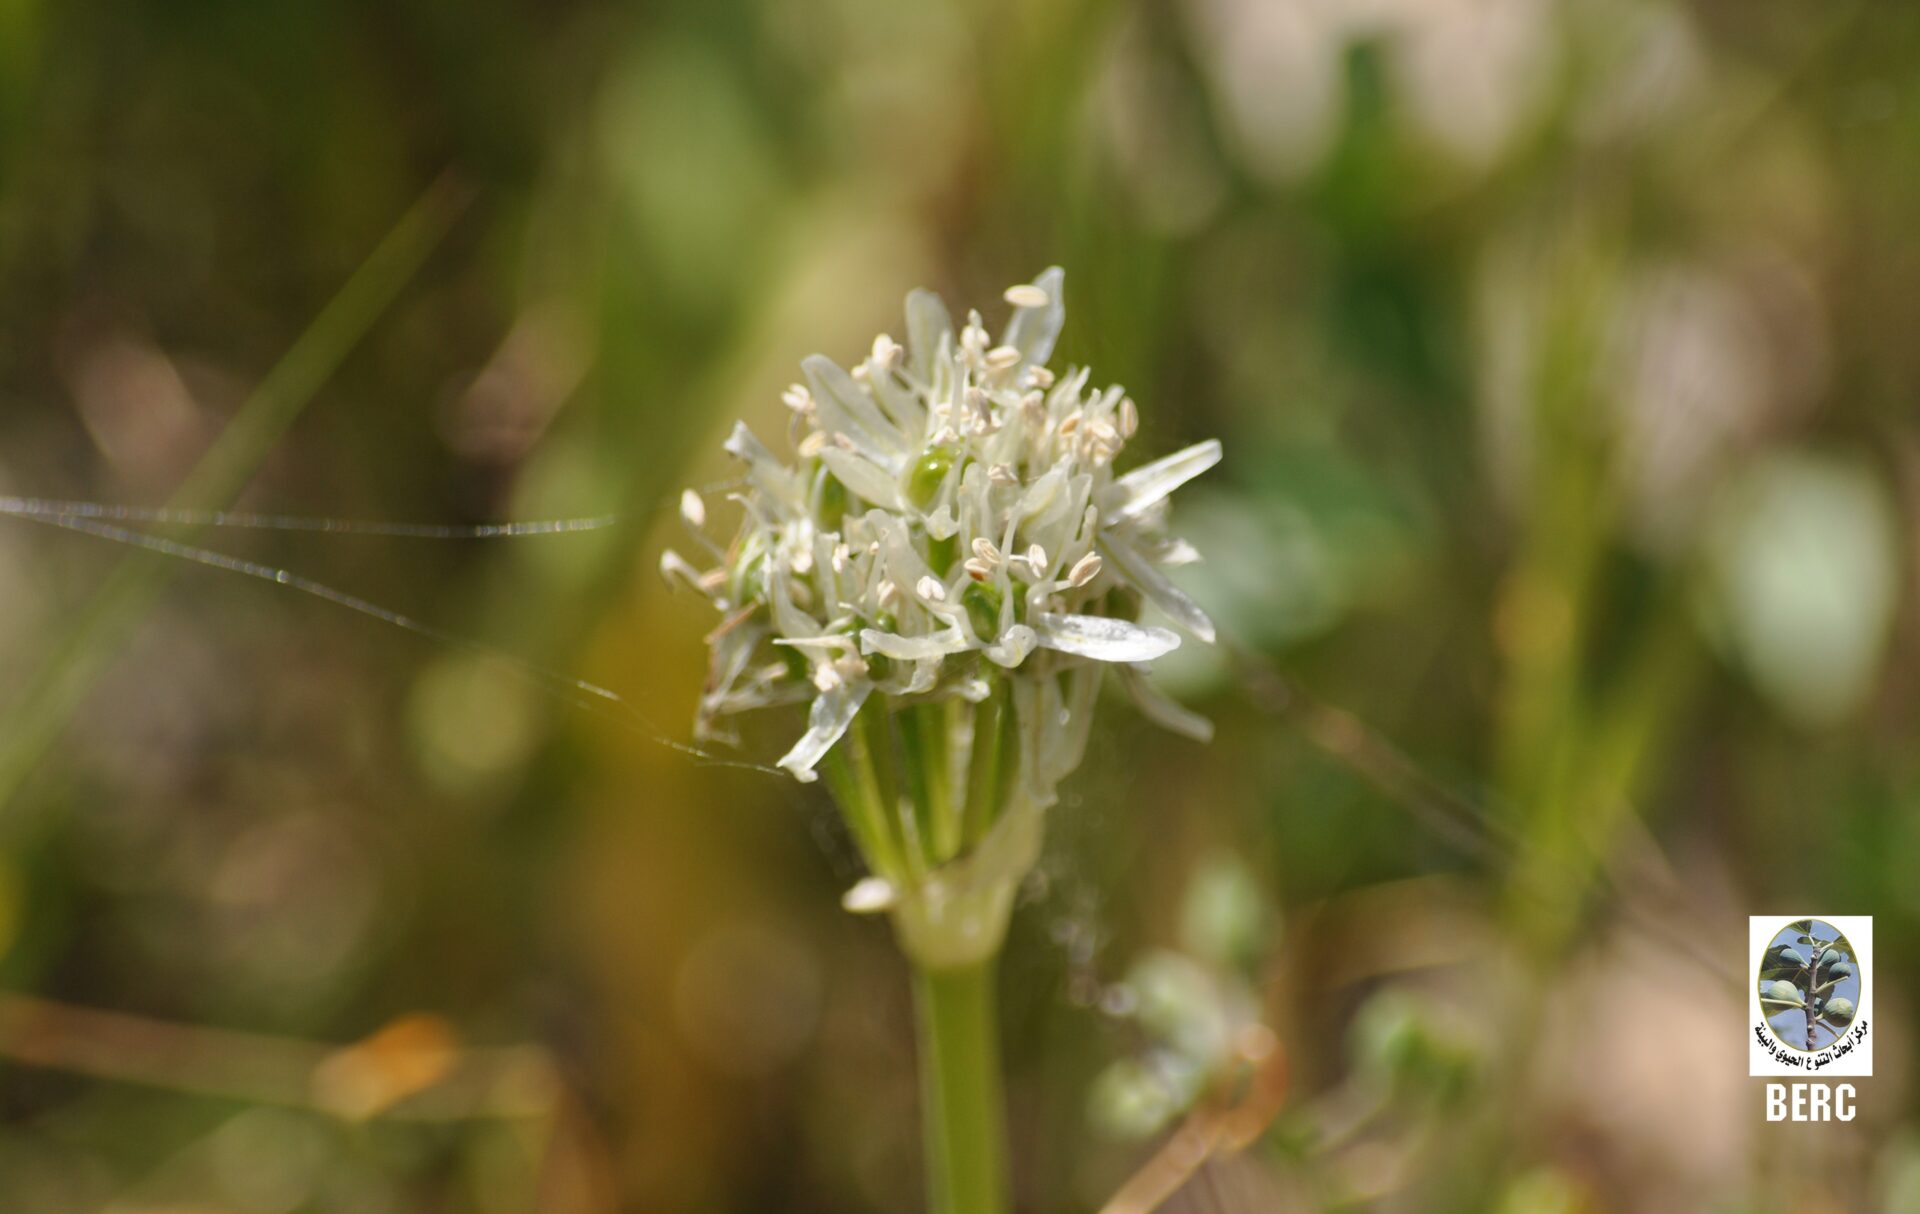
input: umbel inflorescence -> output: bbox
[665,269,1218,966]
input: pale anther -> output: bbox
[836,654,870,682]
[960,321,989,360]
[1067,552,1103,588]
[842,877,895,914]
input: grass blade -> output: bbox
[0,173,471,823]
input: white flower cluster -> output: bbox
[665,269,1217,961]
[668,268,1217,777]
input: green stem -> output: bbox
[857,704,911,870]
[963,683,1013,847]
[820,710,908,881]
[901,703,959,864]
[912,959,1009,1214]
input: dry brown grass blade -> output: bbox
[0,992,557,1122]
[1098,1028,1290,1214]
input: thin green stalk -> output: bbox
[901,702,959,864]
[962,682,1012,847]
[912,958,1009,1214]
[820,751,890,875]
[858,704,912,869]
[820,709,910,881]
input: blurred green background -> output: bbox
[0,0,1916,1210]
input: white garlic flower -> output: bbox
[665,269,1218,965]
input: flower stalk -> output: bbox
[915,959,1008,1214]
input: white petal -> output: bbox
[1002,266,1065,367]
[722,420,772,464]
[1105,439,1222,522]
[774,634,858,653]
[777,681,871,783]
[925,505,959,540]
[909,661,940,692]
[820,447,906,510]
[803,355,909,468]
[1159,537,1202,566]
[1119,664,1214,743]
[905,288,954,384]
[1018,459,1068,520]
[1046,665,1102,784]
[1032,613,1180,662]
[767,568,823,641]
[868,359,928,435]
[723,422,807,513]
[876,658,940,696]
[1098,535,1216,643]
[867,510,937,593]
[859,628,973,660]
[984,624,1037,667]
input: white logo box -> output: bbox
[1749,915,1872,1078]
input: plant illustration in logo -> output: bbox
[1758,919,1860,1051]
